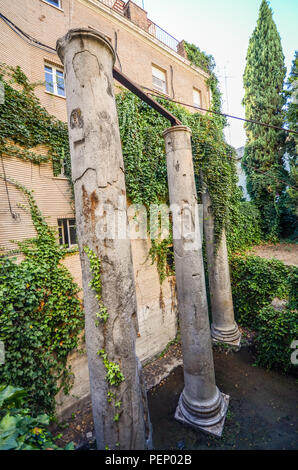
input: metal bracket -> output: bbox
[113,67,182,127]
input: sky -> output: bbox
[138,0,298,149]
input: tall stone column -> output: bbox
[163,126,229,437]
[57,29,151,450]
[202,186,241,346]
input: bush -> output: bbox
[0,385,74,450]
[288,268,298,309]
[230,254,290,328]
[231,256,297,372]
[254,304,298,371]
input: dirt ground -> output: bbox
[54,341,298,450]
[249,242,298,266]
[149,348,298,450]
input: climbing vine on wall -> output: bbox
[116,82,245,260]
[0,64,71,185]
[0,177,84,415]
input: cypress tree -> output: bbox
[286,51,298,150]
[280,52,298,237]
[243,0,287,237]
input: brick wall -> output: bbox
[0,0,210,112]
[124,1,149,32]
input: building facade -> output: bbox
[0,0,211,415]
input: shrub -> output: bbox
[230,254,290,328]
[288,268,298,309]
[0,385,74,450]
[254,304,298,371]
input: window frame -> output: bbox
[58,218,77,248]
[193,87,202,109]
[42,0,62,9]
[152,64,168,95]
[44,63,65,98]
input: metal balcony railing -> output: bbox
[96,0,180,53]
[148,22,179,52]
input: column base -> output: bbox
[175,388,229,438]
[211,322,241,347]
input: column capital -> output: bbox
[163,125,192,138]
[56,28,116,65]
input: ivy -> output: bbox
[97,350,124,387]
[97,349,124,424]
[148,238,175,284]
[254,302,298,372]
[84,247,109,324]
[117,89,251,254]
[183,42,216,75]
[0,178,84,415]
[0,64,71,188]
[231,261,298,372]
[184,41,226,122]
[230,254,291,328]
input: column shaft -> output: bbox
[202,186,241,346]
[57,28,151,450]
[163,126,229,437]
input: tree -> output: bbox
[243,0,287,237]
[280,51,298,238]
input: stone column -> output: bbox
[57,28,151,450]
[202,186,241,346]
[163,126,229,437]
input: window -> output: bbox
[152,65,167,94]
[58,219,77,247]
[44,0,61,8]
[193,88,202,108]
[44,64,65,97]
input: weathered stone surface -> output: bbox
[202,186,241,346]
[163,126,228,437]
[57,28,151,450]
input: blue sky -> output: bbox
[140,0,297,148]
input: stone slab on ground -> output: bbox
[143,343,183,390]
